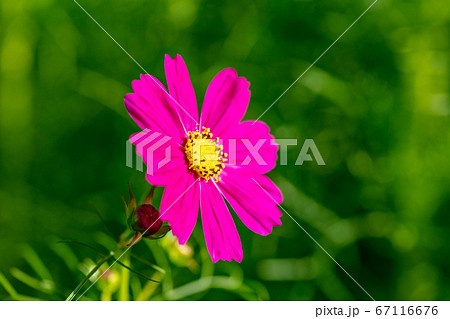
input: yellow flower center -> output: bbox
[184,126,227,182]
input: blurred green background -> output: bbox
[1,0,449,300]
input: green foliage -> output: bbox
[0,0,449,300]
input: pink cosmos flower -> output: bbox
[125,54,282,262]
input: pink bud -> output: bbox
[131,204,163,237]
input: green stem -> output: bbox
[65,230,137,301]
[65,251,115,301]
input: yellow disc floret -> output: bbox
[184,126,227,182]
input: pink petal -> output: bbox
[160,171,200,245]
[164,54,199,132]
[125,74,186,144]
[219,168,282,236]
[200,182,243,262]
[222,120,278,174]
[130,130,186,186]
[200,68,250,137]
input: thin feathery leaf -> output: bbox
[130,253,166,274]
[57,240,109,255]
[114,258,160,283]
[88,201,115,238]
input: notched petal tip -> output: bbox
[123,93,133,109]
[210,252,243,263]
[164,54,174,67]
[173,54,184,63]
[124,92,134,100]
[220,67,237,77]
[237,75,251,89]
[164,53,185,67]
[219,68,250,87]
[177,236,188,246]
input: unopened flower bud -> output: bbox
[123,185,171,241]
[130,204,163,236]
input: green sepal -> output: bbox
[123,183,137,228]
[127,183,136,216]
[145,223,171,240]
[142,186,155,205]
